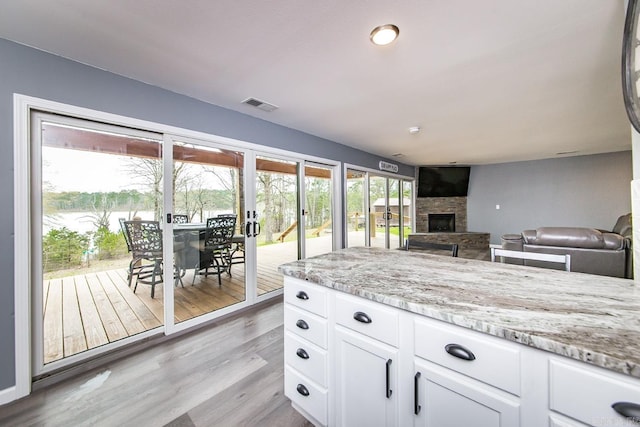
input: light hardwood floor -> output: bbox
[1,298,312,427]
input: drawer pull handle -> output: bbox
[296,291,309,300]
[296,319,309,330]
[445,343,476,361]
[414,372,422,415]
[354,311,372,324]
[296,383,310,397]
[612,402,640,421]
[386,359,393,398]
[296,348,310,359]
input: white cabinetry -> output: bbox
[413,317,520,427]
[413,359,519,427]
[282,277,640,427]
[333,292,400,426]
[283,278,329,426]
[549,358,640,427]
[335,327,398,426]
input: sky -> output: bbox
[42,146,227,193]
[43,147,141,193]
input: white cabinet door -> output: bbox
[334,326,399,427]
[414,359,520,427]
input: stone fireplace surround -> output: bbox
[412,196,490,253]
[416,197,467,233]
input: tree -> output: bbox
[42,227,90,272]
[124,157,163,221]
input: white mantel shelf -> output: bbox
[278,246,640,378]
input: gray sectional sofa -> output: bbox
[501,214,632,278]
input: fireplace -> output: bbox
[429,214,455,232]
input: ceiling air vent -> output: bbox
[242,97,278,112]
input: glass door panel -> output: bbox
[304,164,334,258]
[388,178,402,249]
[255,156,299,295]
[35,117,163,373]
[368,175,388,248]
[402,180,414,247]
[172,141,246,324]
[346,169,366,248]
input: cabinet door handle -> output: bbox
[296,383,310,397]
[296,319,309,330]
[612,402,640,421]
[386,359,393,398]
[296,348,310,359]
[353,311,372,324]
[445,343,476,361]
[414,372,422,415]
[296,291,309,300]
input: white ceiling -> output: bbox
[0,0,632,165]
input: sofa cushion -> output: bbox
[533,227,605,249]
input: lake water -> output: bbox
[43,210,230,234]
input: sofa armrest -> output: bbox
[522,229,536,244]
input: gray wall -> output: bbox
[467,151,632,244]
[0,39,413,390]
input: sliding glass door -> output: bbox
[28,108,339,378]
[32,113,165,375]
[346,167,414,250]
[346,169,367,248]
[254,155,300,296]
[303,163,334,258]
[171,139,246,325]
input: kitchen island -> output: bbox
[278,247,640,427]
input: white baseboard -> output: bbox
[0,385,16,406]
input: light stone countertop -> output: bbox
[278,246,640,378]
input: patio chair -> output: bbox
[123,220,165,298]
[173,214,189,224]
[120,217,145,287]
[192,216,236,286]
[218,213,245,271]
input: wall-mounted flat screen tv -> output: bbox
[418,166,471,197]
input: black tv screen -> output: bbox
[418,167,470,197]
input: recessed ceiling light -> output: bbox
[370,24,399,46]
[408,126,421,134]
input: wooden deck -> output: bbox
[43,255,289,365]
[42,234,343,365]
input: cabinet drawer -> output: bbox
[414,317,521,396]
[284,277,328,317]
[548,413,589,427]
[285,366,328,427]
[284,304,328,349]
[285,331,327,387]
[549,359,640,426]
[335,292,399,347]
